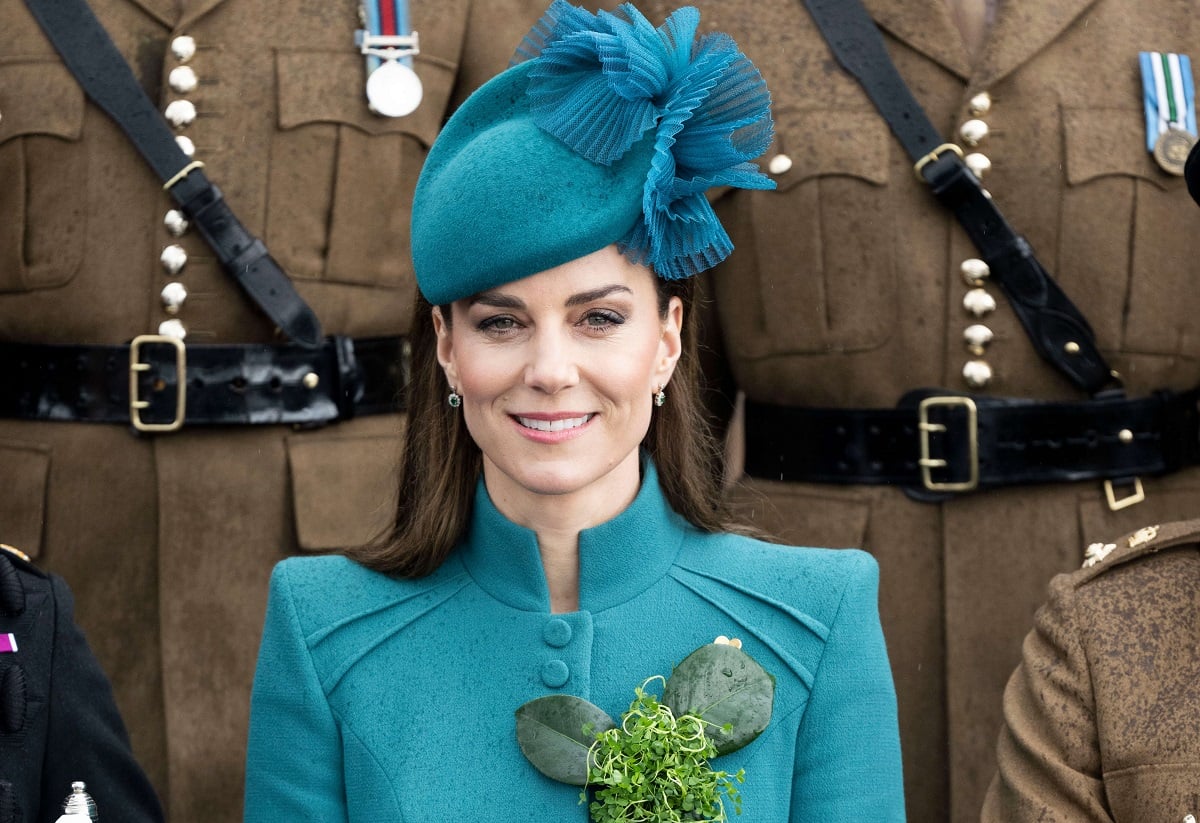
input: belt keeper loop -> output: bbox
[332,336,362,421]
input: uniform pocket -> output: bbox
[267,49,455,289]
[1058,106,1200,357]
[0,60,87,293]
[286,424,403,552]
[717,107,894,359]
[1102,762,1200,823]
[0,440,51,558]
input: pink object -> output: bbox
[0,633,16,653]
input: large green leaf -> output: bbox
[515,695,616,786]
[662,643,775,755]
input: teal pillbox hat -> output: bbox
[412,60,656,306]
[411,1,776,305]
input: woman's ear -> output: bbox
[432,306,459,389]
[655,295,684,388]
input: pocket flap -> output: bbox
[1063,107,1169,189]
[766,107,890,192]
[0,440,50,558]
[0,60,85,144]
[287,430,402,552]
[275,50,451,147]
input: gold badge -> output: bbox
[1127,525,1160,548]
[1082,542,1116,568]
[1152,127,1197,176]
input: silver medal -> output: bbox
[366,59,422,118]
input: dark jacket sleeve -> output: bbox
[35,574,164,823]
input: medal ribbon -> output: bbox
[1139,51,1197,151]
[362,0,414,74]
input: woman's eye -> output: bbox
[582,310,625,329]
[478,315,519,333]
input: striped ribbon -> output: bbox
[1139,51,1197,151]
[362,0,413,73]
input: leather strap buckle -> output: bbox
[1104,477,1146,511]
[129,334,186,432]
[918,395,979,492]
[912,142,964,182]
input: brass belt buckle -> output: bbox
[1104,477,1145,511]
[129,334,186,432]
[918,396,979,492]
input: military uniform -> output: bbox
[0,2,568,820]
[0,545,164,823]
[641,0,1200,820]
[982,520,1200,822]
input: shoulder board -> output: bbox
[0,544,45,578]
[1077,518,1200,581]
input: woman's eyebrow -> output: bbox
[468,284,633,309]
[565,285,633,306]
[468,292,524,309]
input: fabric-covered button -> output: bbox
[543,618,572,648]
[541,660,569,688]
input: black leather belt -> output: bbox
[743,389,1200,504]
[0,335,406,431]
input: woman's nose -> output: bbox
[523,331,579,393]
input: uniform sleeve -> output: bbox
[244,562,348,823]
[40,574,164,823]
[790,552,906,821]
[980,574,1111,822]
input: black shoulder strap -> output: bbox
[22,0,324,348]
[802,0,1116,395]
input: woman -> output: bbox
[243,3,905,820]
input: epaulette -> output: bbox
[0,545,43,617]
[0,545,29,564]
[1076,518,1200,582]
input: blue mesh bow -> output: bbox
[514,1,775,280]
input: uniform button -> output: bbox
[171,35,197,62]
[164,99,196,128]
[964,152,992,179]
[767,153,793,175]
[958,118,989,146]
[962,359,993,388]
[164,209,189,237]
[963,324,994,355]
[169,65,198,94]
[160,244,188,275]
[158,318,187,340]
[0,664,27,733]
[543,618,572,648]
[963,288,996,317]
[541,660,569,688]
[968,92,992,116]
[161,282,188,314]
[960,258,990,285]
[175,135,196,158]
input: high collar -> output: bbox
[457,459,689,614]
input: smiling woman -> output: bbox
[243,3,907,821]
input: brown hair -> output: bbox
[347,276,731,577]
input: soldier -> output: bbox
[0,545,164,823]
[982,520,1200,822]
[0,1,601,821]
[639,0,1200,820]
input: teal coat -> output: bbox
[243,464,905,821]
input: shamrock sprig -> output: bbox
[515,640,775,822]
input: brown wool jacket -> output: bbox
[638,1,1200,821]
[982,519,1200,822]
[0,2,577,822]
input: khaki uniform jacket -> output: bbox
[0,2,557,821]
[982,520,1200,822]
[643,0,1200,820]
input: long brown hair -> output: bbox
[347,276,731,577]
